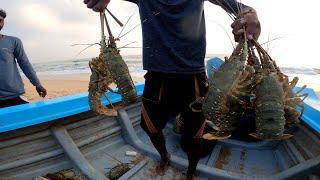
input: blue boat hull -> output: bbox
[0,58,319,179]
[0,85,320,179]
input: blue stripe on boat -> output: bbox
[0,83,144,133]
[295,87,320,133]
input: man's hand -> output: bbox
[231,8,261,42]
[84,0,110,12]
[36,85,47,98]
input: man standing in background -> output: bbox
[0,9,47,108]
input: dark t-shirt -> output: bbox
[125,0,240,74]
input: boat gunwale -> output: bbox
[0,83,144,133]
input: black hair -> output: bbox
[0,9,6,18]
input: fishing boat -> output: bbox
[0,60,319,180]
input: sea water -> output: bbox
[29,56,320,92]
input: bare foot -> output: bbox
[155,153,171,176]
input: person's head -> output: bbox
[0,9,6,31]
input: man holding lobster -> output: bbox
[84,0,260,179]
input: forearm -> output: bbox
[14,39,41,87]
[19,60,41,87]
[208,0,249,15]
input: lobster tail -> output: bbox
[253,74,288,140]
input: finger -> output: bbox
[84,0,90,4]
[247,21,261,40]
[43,90,47,97]
[93,0,109,12]
[234,35,240,42]
[232,28,245,36]
[87,0,100,8]
[232,28,245,42]
[231,18,246,30]
[231,20,237,28]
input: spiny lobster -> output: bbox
[88,11,137,116]
[249,40,307,140]
[191,36,255,140]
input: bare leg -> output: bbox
[148,132,170,175]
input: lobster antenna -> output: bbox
[239,0,244,15]
[103,12,114,40]
[71,43,100,47]
[235,0,241,16]
[253,39,273,61]
[118,47,142,49]
[118,11,160,39]
[100,12,105,40]
[265,32,272,54]
[260,36,284,46]
[72,43,100,59]
[253,39,275,70]
[209,19,235,49]
[247,42,254,65]
[118,21,143,39]
[117,14,134,39]
[106,8,124,27]
[118,41,137,48]
[118,42,142,49]
[213,0,237,20]
[222,0,237,19]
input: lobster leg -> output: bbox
[298,93,308,101]
[233,91,254,98]
[284,106,301,116]
[284,105,302,113]
[230,94,247,106]
[238,70,251,83]
[294,85,307,95]
[284,77,299,97]
[236,79,255,89]
[249,133,293,140]
[285,97,304,104]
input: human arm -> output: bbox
[14,38,47,97]
[208,0,248,15]
[84,0,138,12]
[208,0,261,41]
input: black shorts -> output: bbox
[140,71,208,139]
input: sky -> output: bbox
[1,0,320,68]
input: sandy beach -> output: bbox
[22,73,144,102]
